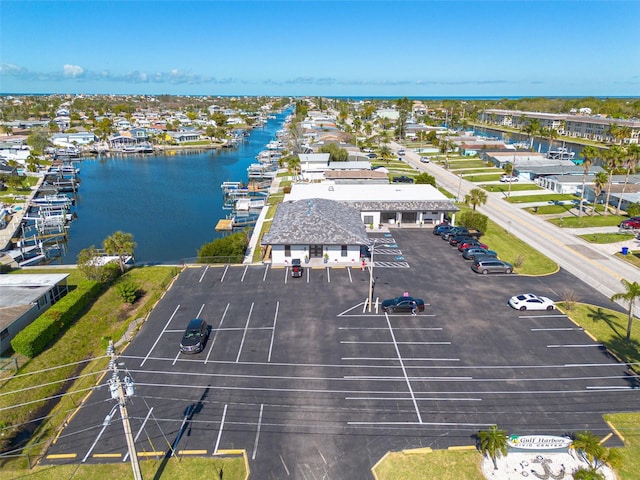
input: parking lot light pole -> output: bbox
[368,239,379,312]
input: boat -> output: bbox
[545,147,575,161]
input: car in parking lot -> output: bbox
[381,296,425,314]
[432,223,452,235]
[180,318,209,354]
[620,217,640,229]
[392,175,414,183]
[461,247,498,260]
[291,258,303,278]
[471,259,513,274]
[508,293,555,311]
[457,239,488,251]
[441,227,469,240]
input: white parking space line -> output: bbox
[586,386,634,390]
[205,303,230,364]
[198,266,208,283]
[172,350,181,365]
[531,327,584,331]
[326,267,331,283]
[236,302,254,363]
[547,344,603,348]
[342,356,460,362]
[344,375,471,381]
[262,264,269,282]
[339,327,443,331]
[347,268,353,282]
[345,396,482,402]
[385,313,422,424]
[196,303,205,318]
[141,304,180,366]
[518,314,568,319]
[348,420,491,427]
[252,403,264,460]
[220,265,229,282]
[213,404,227,454]
[340,341,451,345]
[268,301,279,362]
[240,265,248,282]
[279,454,290,476]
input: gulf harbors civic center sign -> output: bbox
[507,435,573,452]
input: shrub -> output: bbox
[11,280,103,357]
[513,254,525,268]
[561,290,581,311]
[458,210,488,233]
[117,281,139,304]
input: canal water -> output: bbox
[59,110,290,265]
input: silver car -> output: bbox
[471,259,513,275]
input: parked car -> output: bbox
[500,174,519,182]
[291,258,303,278]
[432,223,453,235]
[508,293,555,311]
[442,227,469,240]
[420,156,430,163]
[381,296,425,314]
[471,259,513,275]
[392,175,414,183]
[449,235,481,247]
[620,217,640,229]
[457,240,488,251]
[461,247,498,260]
[180,318,209,354]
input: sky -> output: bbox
[1,0,639,97]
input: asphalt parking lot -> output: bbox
[44,229,640,479]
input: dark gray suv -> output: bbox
[180,318,209,353]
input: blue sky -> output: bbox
[1,0,638,97]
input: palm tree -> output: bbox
[379,145,392,165]
[570,431,606,469]
[578,146,599,217]
[439,138,454,169]
[592,171,608,216]
[477,425,508,470]
[610,279,640,340]
[465,188,488,211]
[602,145,625,215]
[103,231,136,274]
[615,145,632,215]
[616,144,640,214]
[542,126,559,151]
[521,118,541,151]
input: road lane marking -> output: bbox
[531,327,584,331]
[547,344,603,348]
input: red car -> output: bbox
[458,240,488,251]
[620,217,640,229]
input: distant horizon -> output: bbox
[2,93,639,101]
[2,1,638,97]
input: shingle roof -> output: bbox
[262,198,369,246]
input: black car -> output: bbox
[448,235,476,246]
[291,258,303,278]
[180,318,209,354]
[392,175,414,183]
[461,247,498,260]
[432,224,453,235]
[381,296,425,314]
[441,227,469,240]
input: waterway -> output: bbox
[472,126,586,160]
[57,110,290,265]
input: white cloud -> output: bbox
[63,64,84,78]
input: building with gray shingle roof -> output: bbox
[262,198,368,265]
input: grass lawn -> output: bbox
[454,168,500,175]
[481,221,558,275]
[0,266,179,459]
[604,412,640,480]
[505,193,576,204]
[616,250,640,267]
[549,214,626,228]
[579,232,635,243]
[446,160,489,169]
[525,204,574,215]
[373,449,483,480]
[463,173,503,182]
[2,456,247,480]
[482,183,543,193]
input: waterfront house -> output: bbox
[52,131,98,146]
[166,131,201,143]
[0,273,69,354]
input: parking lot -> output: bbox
[45,230,640,479]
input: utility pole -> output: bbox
[107,341,143,480]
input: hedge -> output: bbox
[11,280,103,357]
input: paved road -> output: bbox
[399,144,640,304]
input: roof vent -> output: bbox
[328,186,334,191]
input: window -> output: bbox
[284,245,291,257]
[363,215,374,225]
[341,245,348,257]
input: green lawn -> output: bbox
[454,168,500,175]
[605,412,640,480]
[482,183,543,193]
[579,233,635,244]
[446,160,490,168]
[549,214,626,228]
[373,449,483,480]
[505,193,576,204]
[525,204,575,215]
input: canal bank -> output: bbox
[51,109,291,265]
